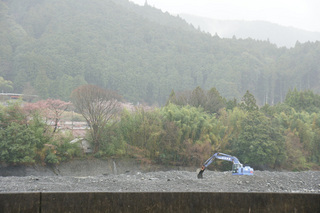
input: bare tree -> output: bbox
[71,85,122,153]
[46,99,71,133]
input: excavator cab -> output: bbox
[232,163,242,174]
[232,163,254,175]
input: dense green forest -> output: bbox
[0,0,319,105]
[1,88,320,171]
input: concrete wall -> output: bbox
[0,193,40,213]
[1,192,319,213]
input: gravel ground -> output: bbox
[1,169,320,193]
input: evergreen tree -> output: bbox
[239,90,259,112]
[233,111,285,169]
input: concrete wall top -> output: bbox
[1,192,319,213]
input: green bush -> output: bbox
[0,123,38,164]
[45,152,59,164]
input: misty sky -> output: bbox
[130,0,320,32]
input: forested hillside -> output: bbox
[0,0,320,105]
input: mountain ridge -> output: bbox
[180,13,320,48]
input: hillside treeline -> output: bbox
[1,88,320,171]
[1,0,320,105]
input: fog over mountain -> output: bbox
[180,14,320,48]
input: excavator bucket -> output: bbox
[197,169,205,179]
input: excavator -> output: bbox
[197,152,254,178]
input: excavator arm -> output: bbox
[197,152,241,179]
